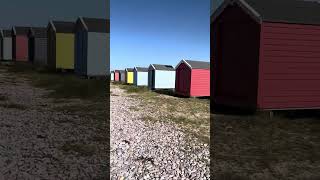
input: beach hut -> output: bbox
[47,21,75,70]
[120,70,126,82]
[133,67,148,86]
[28,27,47,65]
[75,17,110,77]
[114,70,120,81]
[148,64,175,90]
[125,68,134,84]
[111,71,114,81]
[211,0,320,111]
[175,60,210,97]
[12,26,29,61]
[0,30,12,61]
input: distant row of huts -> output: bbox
[0,17,110,76]
[111,60,210,97]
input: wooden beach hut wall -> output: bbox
[114,70,120,81]
[133,67,148,86]
[12,26,30,61]
[175,60,210,97]
[0,30,13,61]
[75,17,110,76]
[211,0,320,111]
[47,21,75,70]
[120,70,126,82]
[125,68,134,84]
[111,71,114,81]
[148,64,176,90]
[28,27,48,65]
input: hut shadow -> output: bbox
[153,89,211,100]
[211,104,256,116]
[274,109,320,120]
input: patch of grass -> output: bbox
[117,84,149,94]
[0,102,27,110]
[60,142,96,157]
[4,63,107,100]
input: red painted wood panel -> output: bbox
[175,63,191,96]
[190,69,210,97]
[258,22,320,109]
[15,35,28,61]
[115,72,120,81]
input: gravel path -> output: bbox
[110,85,210,179]
[0,68,107,179]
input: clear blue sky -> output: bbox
[111,0,210,70]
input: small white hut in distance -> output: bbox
[134,67,148,86]
[148,64,175,90]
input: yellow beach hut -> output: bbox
[125,68,134,84]
[47,21,75,70]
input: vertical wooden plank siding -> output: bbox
[34,38,48,65]
[15,35,28,61]
[56,33,75,69]
[258,22,320,109]
[155,71,176,89]
[175,63,191,96]
[137,72,148,86]
[126,72,133,84]
[3,37,12,60]
[87,32,108,76]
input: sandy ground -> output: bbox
[110,84,210,179]
[0,68,108,179]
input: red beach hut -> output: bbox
[12,26,30,61]
[114,70,120,81]
[175,60,210,97]
[211,0,320,111]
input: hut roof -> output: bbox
[150,64,175,71]
[29,27,47,38]
[125,68,134,72]
[177,60,210,70]
[0,30,12,37]
[79,17,110,33]
[13,26,30,35]
[50,21,75,33]
[211,0,320,25]
[135,67,148,72]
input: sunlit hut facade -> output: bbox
[148,64,176,90]
[114,70,120,81]
[0,30,12,61]
[28,27,48,65]
[75,17,110,77]
[120,70,126,82]
[133,67,148,86]
[125,68,134,84]
[175,60,210,97]
[111,71,115,81]
[211,0,320,111]
[12,26,30,62]
[47,21,75,70]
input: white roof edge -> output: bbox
[176,59,192,69]
[79,16,89,31]
[150,64,156,70]
[12,27,16,35]
[49,20,56,32]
